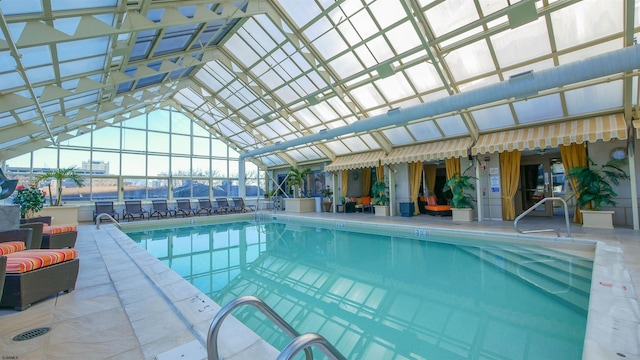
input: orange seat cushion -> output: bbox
[43,225,77,235]
[0,241,26,255]
[5,249,78,274]
[425,205,451,211]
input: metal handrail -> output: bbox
[95,213,121,229]
[514,197,571,238]
[277,333,347,360]
[208,296,346,360]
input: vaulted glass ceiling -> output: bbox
[1,0,638,168]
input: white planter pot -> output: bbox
[37,205,80,226]
[451,208,474,222]
[581,210,614,229]
[374,205,389,216]
[284,198,315,213]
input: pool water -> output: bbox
[127,221,593,360]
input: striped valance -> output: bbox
[382,137,472,165]
[473,113,627,154]
[324,150,385,172]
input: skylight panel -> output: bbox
[386,22,421,54]
[274,85,302,104]
[313,29,349,60]
[269,119,295,134]
[374,73,415,102]
[445,40,495,81]
[471,105,515,131]
[406,121,442,141]
[25,65,55,84]
[326,97,352,117]
[0,0,42,15]
[490,18,549,68]
[256,123,278,139]
[137,74,166,88]
[551,0,622,51]
[51,0,117,11]
[154,34,193,55]
[225,36,261,67]
[350,10,379,40]
[330,52,365,79]
[279,0,322,28]
[557,40,620,65]
[369,0,408,29]
[350,83,385,109]
[57,37,110,62]
[254,14,286,44]
[260,69,285,89]
[238,106,260,121]
[220,119,243,134]
[383,126,414,145]
[0,50,17,73]
[426,0,479,37]
[478,0,510,16]
[195,69,223,91]
[363,35,394,63]
[325,139,351,155]
[59,56,106,77]
[292,108,321,128]
[433,115,467,136]
[65,92,99,109]
[310,102,339,122]
[20,46,52,67]
[513,94,563,124]
[564,82,623,116]
[285,149,307,162]
[341,136,369,152]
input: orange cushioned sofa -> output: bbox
[423,195,452,216]
[0,229,79,311]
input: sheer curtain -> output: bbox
[560,143,588,223]
[409,162,423,215]
[499,150,521,220]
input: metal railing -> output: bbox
[514,197,571,238]
[95,213,121,229]
[207,295,346,360]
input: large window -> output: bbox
[4,107,263,201]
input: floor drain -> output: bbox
[12,327,51,341]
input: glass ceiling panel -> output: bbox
[21,46,52,67]
[564,81,623,116]
[52,0,116,11]
[26,66,55,84]
[426,0,478,37]
[386,22,421,54]
[446,40,495,81]
[375,73,415,103]
[0,0,42,14]
[512,94,563,124]
[490,19,550,68]
[382,127,414,145]
[350,83,385,110]
[406,121,442,142]
[57,37,110,61]
[471,105,515,131]
[341,136,369,153]
[435,115,468,137]
[59,56,106,77]
[370,0,408,29]
[551,0,622,51]
[325,139,351,155]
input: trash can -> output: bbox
[400,202,415,217]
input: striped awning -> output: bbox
[382,137,473,165]
[473,114,627,154]
[324,150,385,172]
[633,119,640,139]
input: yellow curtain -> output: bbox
[560,143,588,223]
[341,170,349,198]
[376,164,384,182]
[424,164,436,196]
[409,162,423,215]
[362,167,372,196]
[499,150,521,220]
[445,158,460,180]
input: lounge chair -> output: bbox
[21,216,76,249]
[175,199,197,217]
[215,198,231,214]
[0,255,5,301]
[197,198,218,215]
[93,201,120,224]
[0,229,79,311]
[232,197,256,212]
[123,200,149,221]
[150,199,175,219]
[423,195,452,216]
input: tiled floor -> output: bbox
[0,211,638,360]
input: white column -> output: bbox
[238,159,246,198]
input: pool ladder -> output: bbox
[207,295,346,360]
[514,197,572,238]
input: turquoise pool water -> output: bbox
[126,221,593,360]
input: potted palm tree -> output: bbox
[443,166,476,222]
[33,166,85,225]
[372,180,389,216]
[284,167,314,212]
[568,157,629,229]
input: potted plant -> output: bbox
[372,180,389,216]
[33,166,85,225]
[568,157,629,229]
[287,167,311,198]
[443,166,476,221]
[12,184,46,219]
[320,185,333,212]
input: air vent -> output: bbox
[13,327,51,341]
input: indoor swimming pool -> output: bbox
[125,220,593,360]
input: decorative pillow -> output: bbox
[361,196,371,205]
[426,196,438,206]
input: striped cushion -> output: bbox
[43,225,77,235]
[0,241,26,255]
[5,249,78,274]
